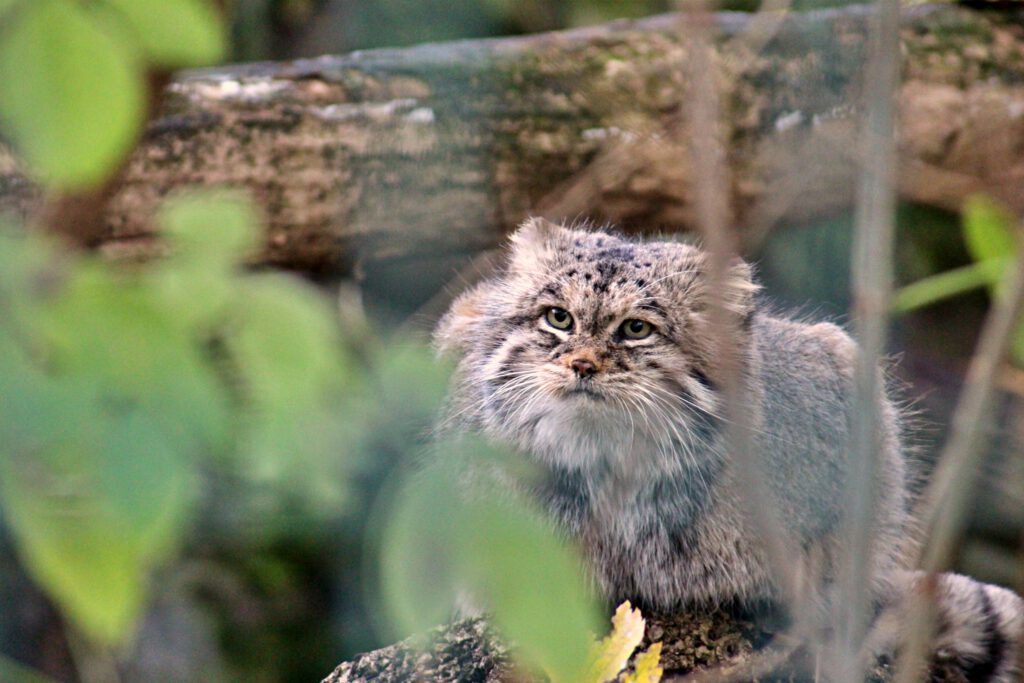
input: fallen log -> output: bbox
[1,4,1022,282]
[319,611,896,682]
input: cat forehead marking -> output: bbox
[528,237,692,327]
[561,234,682,279]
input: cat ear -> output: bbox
[508,216,563,273]
[434,282,493,356]
[693,254,758,318]
[719,256,760,318]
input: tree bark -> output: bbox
[1,4,1023,279]
[320,618,511,683]
[319,611,895,682]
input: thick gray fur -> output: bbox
[434,219,1023,681]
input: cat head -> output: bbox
[435,218,759,468]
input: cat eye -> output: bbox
[544,307,573,331]
[620,319,654,340]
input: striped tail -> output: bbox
[866,571,1023,682]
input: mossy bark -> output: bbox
[319,611,894,682]
[320,618,511,683]
[1,5,1023,280]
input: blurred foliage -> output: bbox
[0,656,55,683]
[0,198,604,678]
[0,190,362,646]
[894,196,1024,363]
[0,3,608,680]
[756,202,971,319]
[0,0,225,189]
[380,436,603,683]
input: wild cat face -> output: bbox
[436,218,757,469]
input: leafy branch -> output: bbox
[894,195,1024,364]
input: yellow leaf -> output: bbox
[586,601,647,683]
[621,642,663,683]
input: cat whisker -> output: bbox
[626,387,702,473]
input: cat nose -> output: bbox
[571,358,597,378]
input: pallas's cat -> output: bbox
[435,218,1022,681]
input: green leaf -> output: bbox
[963,195,1018,267]
[380,439,602,683]
[0,654,57,683]
[370,342,452,440]
[98,409,193,559]
[379,463,465,636]
[0,249,205,644]
[0,409,192,644]
[159,190,261,267]
[236,275,345,385]
[0,237,94,459]
[0,0,21,22]
[105,0,226,67]
[229,275,350,443]
[146,263,236,334]
[38,263,231,456]
[892,260,1006,313]
[149,191,261,329]
[460,494,601,683]
[226,274,359,504]
[960,196,1024,365]
[0,332,98,464]
[0,0,144,188]
[894,196,1019,313]
[373,343,451,408]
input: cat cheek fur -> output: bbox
[435,282,496,356]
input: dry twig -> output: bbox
[895,239,1024,683]
[677,0,802,613]
[832,0,901,678]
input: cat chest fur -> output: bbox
[534,446,778,608]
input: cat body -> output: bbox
[435,218,1023,680]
